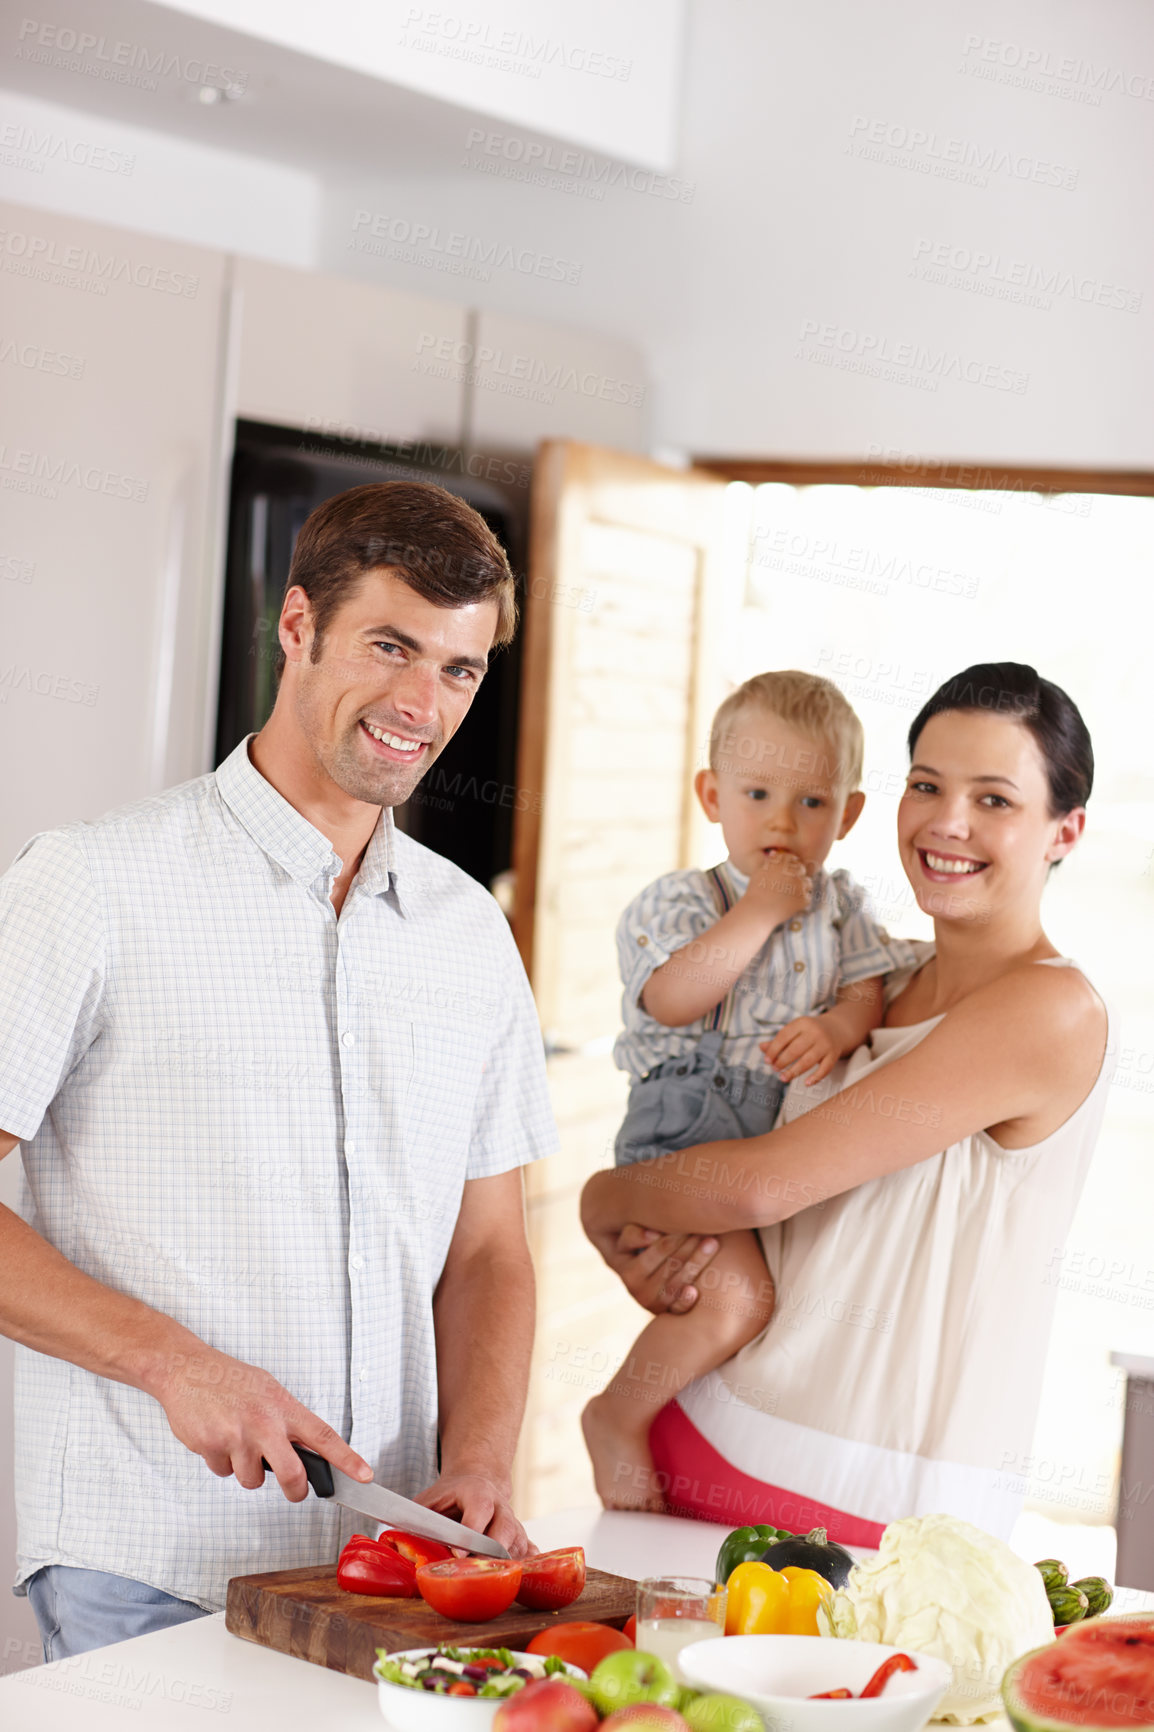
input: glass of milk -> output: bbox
[635,1576,728,1682]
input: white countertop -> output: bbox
[0,1509,724,1729]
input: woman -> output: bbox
[581,663,1112,1542]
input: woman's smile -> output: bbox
[915,847,990,883]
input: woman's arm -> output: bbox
[583,962,1105,1252]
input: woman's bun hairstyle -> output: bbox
[907,662,1093,817]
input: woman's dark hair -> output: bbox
[907,662,1093,816]
[277,481,516,675]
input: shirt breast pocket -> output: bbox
[405,1013,490,1152]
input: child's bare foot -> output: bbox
[581,1392,664,1510]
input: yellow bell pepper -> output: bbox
[724,1561,834,1636]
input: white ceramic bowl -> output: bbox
[374,1649,586,1731]
[677,1635,953,1732]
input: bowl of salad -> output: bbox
[374,1646,586,1730]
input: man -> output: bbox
[0,482,557,1659]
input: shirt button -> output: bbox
[359,1368,369,1383]
[345,1141,356,1156]
[350,1255,364,1272]
[637,935,649,947]
[790,919,803,932]
[341,1031,355,1048]
[793,960,806,973]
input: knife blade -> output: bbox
[262,1446,511,1560]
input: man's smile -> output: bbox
[359,717,427,761]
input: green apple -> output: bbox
[589,1651,680,1715]
[683,1695,765,1732]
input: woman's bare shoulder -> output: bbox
[967,957,1103,1027]
[921,958,1107,1123]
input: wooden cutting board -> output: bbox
[225,1563,638,1684]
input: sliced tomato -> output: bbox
[448,1681,478,1697]
[515,1547,586,1612]
[415,1557,523,1622]
[378,1529,453,1568]
[525,1621,632,1671]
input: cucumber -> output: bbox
[1070,1577,1114,1618]
[1035,1559,1069,1595]
[1048,1584,1090,1627]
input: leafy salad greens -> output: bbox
[375,1646,570,1697]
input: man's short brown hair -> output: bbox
[278,481,517,673]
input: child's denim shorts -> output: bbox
[614,1030,785,1165]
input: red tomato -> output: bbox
[448,1681,478,1697]
[515,1547,586,1612]
[622,1615,636,1645]
[378,1529,453,1568]
[415,1557,523,1621]
[525,1621,632,1671]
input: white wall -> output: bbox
[0,87,319,265]
[7,3,1153,469]
[314,0,1154,466]
[155,0,686,169]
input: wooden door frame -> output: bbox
[692,457,1154,496]
[509,439,738,1000]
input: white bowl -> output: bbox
[677,1635,952,1732]
[374,1649,586,1731]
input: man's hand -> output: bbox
[151,1343,373,1500]
[415,1469,533,1559]
[762,1014,839,1084]
[741,849,813,932]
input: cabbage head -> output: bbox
[818,1513,1054,1722]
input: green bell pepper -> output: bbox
[715,1523,796,1586]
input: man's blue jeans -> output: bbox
[25,1565,208,1660]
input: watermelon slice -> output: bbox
[1004,1614,1154,1731]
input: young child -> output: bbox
[581,670,916,1508]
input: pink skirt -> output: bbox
[649,1400,886,1547]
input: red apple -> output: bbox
[602,1709,690,1732]
[494,1679,599,1732]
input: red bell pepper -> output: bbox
[859,1655,917,1698]
[336,1536,417,1597]
[378,1529,453,1568]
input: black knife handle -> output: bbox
[259,1444,335,1498]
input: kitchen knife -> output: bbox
[261,1445,511,1560]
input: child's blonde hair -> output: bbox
[709,670,864,790]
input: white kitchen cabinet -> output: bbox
[233,257,468,449]
[0,200,229,867]
[469,310,647,454]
